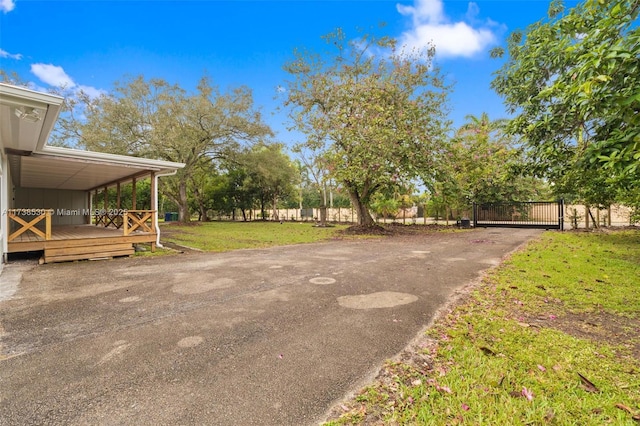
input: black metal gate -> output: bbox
[473,200,564,230]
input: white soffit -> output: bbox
[0,83,63,153]
[40,146,184,171]
[15,148,184,190]
[18,155,156,190]
[0,103,45,152]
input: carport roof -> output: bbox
[9,147,185,191]
[0,82,184,191]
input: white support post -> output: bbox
[153,170,178,249]
[1,152,9,263]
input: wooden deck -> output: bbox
[8,224,156,263]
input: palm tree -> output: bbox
[457,112,508,141]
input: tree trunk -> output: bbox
[193,187,209,222]
[348,190,374,226]
[260,197,266,221]
[585,205,590,229]
[319,205,327,226]
[318,186,328,226]
[272,195,279,221]
[178,179,190,222]
[588,207,598,229]
[241,208,247,222]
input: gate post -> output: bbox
[558,199,565,231]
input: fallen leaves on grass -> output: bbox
[615,403,640,422]
[522,387,534,401]
[615,403,640,423]
[577,372,600,393]
[436,385,452,394]
[508,386,534,401]
[615,403,634,413]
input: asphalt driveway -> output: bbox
[0,227,541,425]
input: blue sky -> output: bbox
[0,0,577,147]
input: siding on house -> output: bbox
[14,187,88,225]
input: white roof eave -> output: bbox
[38,145,185,172]
[0,83,64,153]
[0,82,64,109]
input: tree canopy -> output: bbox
[283,29,450,226]
[433,113,549,219]
[491,0,639,208]
[56,75,272,221]
[241,143,299,220]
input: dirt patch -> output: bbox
[159,240,201,253]
[340,223,462,237]
[340,224,392,236]
[566,225,640,234]
[523,310,640,360]
[162,221,203,227]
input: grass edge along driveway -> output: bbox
[325,230,640,425]
[159,221,352,252]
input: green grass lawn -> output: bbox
[326,230,640,425]
[159,221,351,252]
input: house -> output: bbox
[0,82,185,264]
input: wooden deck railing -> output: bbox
[94,210,125,229]
[7,209,53,242]
[123,210,156,235]
[93,210,156,235]
[6,209,156,243]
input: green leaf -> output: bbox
[611,2,622,17]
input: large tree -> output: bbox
[283,29,450,226]
[243,143,298,220]
[438,113,549,217]
[56,76,272,221]
[491,0,639,208]
[219,143,298,220]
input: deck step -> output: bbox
[45,243,134,257]
[44,234,155,248]
[44,243,135,263]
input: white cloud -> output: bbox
[30,63,105,99]
[397,0,500,58]
[31,63,76,88]
[0,48,22,60]
[403,22,496,58]
[398,0,443,24]
[0,0,15,13]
